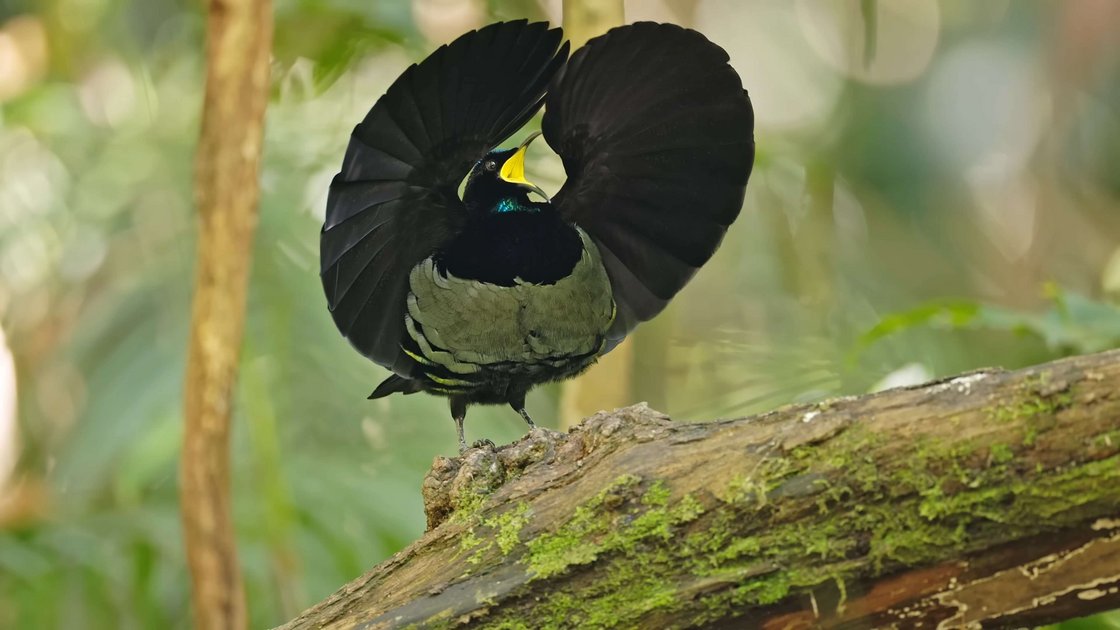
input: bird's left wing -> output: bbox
[542,23,754,350]
[322,20,569,375]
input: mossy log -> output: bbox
[280,350,1120,629]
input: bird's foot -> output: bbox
[471,438,496,450]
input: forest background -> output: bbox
[1,0,1119,627]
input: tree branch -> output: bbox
[181,1,272,628]
[281,350,1120,629]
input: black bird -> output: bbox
[321,20,754,451]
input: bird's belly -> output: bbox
[403,230,614,387]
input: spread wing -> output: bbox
[322,20,569,375]
[542,22,754,349]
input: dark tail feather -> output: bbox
[369,374,423,399]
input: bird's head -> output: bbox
[463,131,550,213]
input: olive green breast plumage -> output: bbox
[320,20,754,447]
[405,228,613,385]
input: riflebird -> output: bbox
[321,20,755,451]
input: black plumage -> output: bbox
[321,20,754,451]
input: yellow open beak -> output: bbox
[499,131,550,201]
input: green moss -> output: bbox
[458,527,491,566]
[693,566,832,625]
[987,376,1073,451]
[492,475,704,628]
[484,503,531,556]
[1093,429,1120,451]
[526,475,702,580]
[681,511,737,574]
[459,526,483,552]
[735,572,791,605]
[485,621,531,630]
[448,456,508,523]
[524,475,638,579]
[813,425,890,494]
[870,502,967,566]
[456,501,532,568]
[989,443,1014,464]
[720,473,764,505]
[451,488,489,522]
[862,452,1120,572]
[938,455,1117,519]
[523,570,678,630]
[720,455,805,506]
[990,394,1068,422]
[710,534,762,564]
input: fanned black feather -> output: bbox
[542,22,755,348]
[321,21,568,375]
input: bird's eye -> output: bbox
[483,160,497,172]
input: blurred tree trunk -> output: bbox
[561,0,623,49]
[559,0,629,428]
[181,0,273,629]
[279,349,1120,629]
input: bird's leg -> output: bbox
[454,417,467,453]
[450,397,468,454]
[517,407,536,428]
[508,393,535,429]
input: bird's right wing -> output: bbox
[542,22,754,350]
[322,20,569,375]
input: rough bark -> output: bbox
[181,0,272,628]
[281,350,1120,629]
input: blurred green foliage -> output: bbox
[0,0,1118,627]
[855,285,1120,361]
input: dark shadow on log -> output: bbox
[280,350,1120,629]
